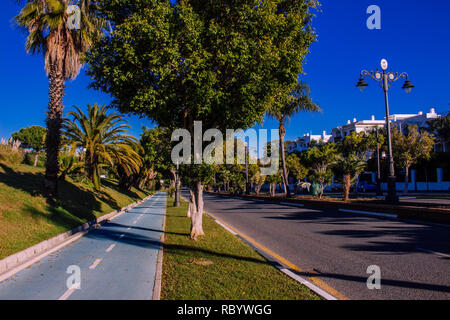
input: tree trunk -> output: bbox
[279,122,290,196]
[33,152,39,167]
[404,166,409,194]
[190,181,205,240]
[44,65,65,197]
[187,188,195,219]
[343,173,351,202]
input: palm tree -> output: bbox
[15,0,104,196]
[63,104,142,190]
[267,81,320,196]
[333,154,366,202]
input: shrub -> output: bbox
[0,145,24,166]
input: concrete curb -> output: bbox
[0,194,154,282]
[152,200,167,300]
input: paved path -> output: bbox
[0,191,166,300]
[194,192,450,300]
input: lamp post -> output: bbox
[245,144,250,195]
[174,161,180,207]
[375,127,382,197]
[356,59,414,203]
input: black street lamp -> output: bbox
[245,144,251,195]
[173,161,181,207]
[356,59,414,203]
[375,127,382,197]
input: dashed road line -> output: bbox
[105,244,116,253]
[58,288,76,300]
[89,258,102,270]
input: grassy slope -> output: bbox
[161,197,321,300]
[0,162,150,259]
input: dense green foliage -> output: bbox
[87,0,319,133]
[63,104,142,190]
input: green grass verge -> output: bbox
[161,196,321,300]
[0,162,151,259]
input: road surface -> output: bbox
[194,192,450,300]
[0,192,166,300]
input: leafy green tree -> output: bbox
[180,163,216,240]
[286,153,309,183]
[427,115,450,152]
[391,125,435,193]
[86,0,318,238]
[266,170,283,197]
[12,126,46,166]
[15,0,104,196]
[303,143,337,198]
[140,126,175,188]
[267,82,320,196]
[63,104,142,190]
[251,169,267,195]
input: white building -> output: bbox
[330,115,385,142]
[288,131,332,153]
[330,108,441,142]
[392,108,440,132]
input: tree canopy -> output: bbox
[12,125,46,152]
[86,0,319,132]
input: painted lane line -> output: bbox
[105,244,116,252]
[280,268,337,301]
[417,247,450,258]
[280,202,304,208]
[58,288,76,300]
[338,208,397,219]
[89,258,102,270]
[214,220,238,235]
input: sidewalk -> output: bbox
[0,192,166,300]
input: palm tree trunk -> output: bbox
[343,173,351,202]
[279,122,290,197]
[44,64,65,197]
[404,166,409,194]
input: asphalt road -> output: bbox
[194,192,450,300]
[0,192,166,300]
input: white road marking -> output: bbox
[417,248,450,258]
[214,220,238,236]
[89,258,102,270]
[338,208,397,219]
[280,202,304,207]
[280,268,337,300]
[58,288,76,300]
[105,244,116,252]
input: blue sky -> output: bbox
[1,0,449,141]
